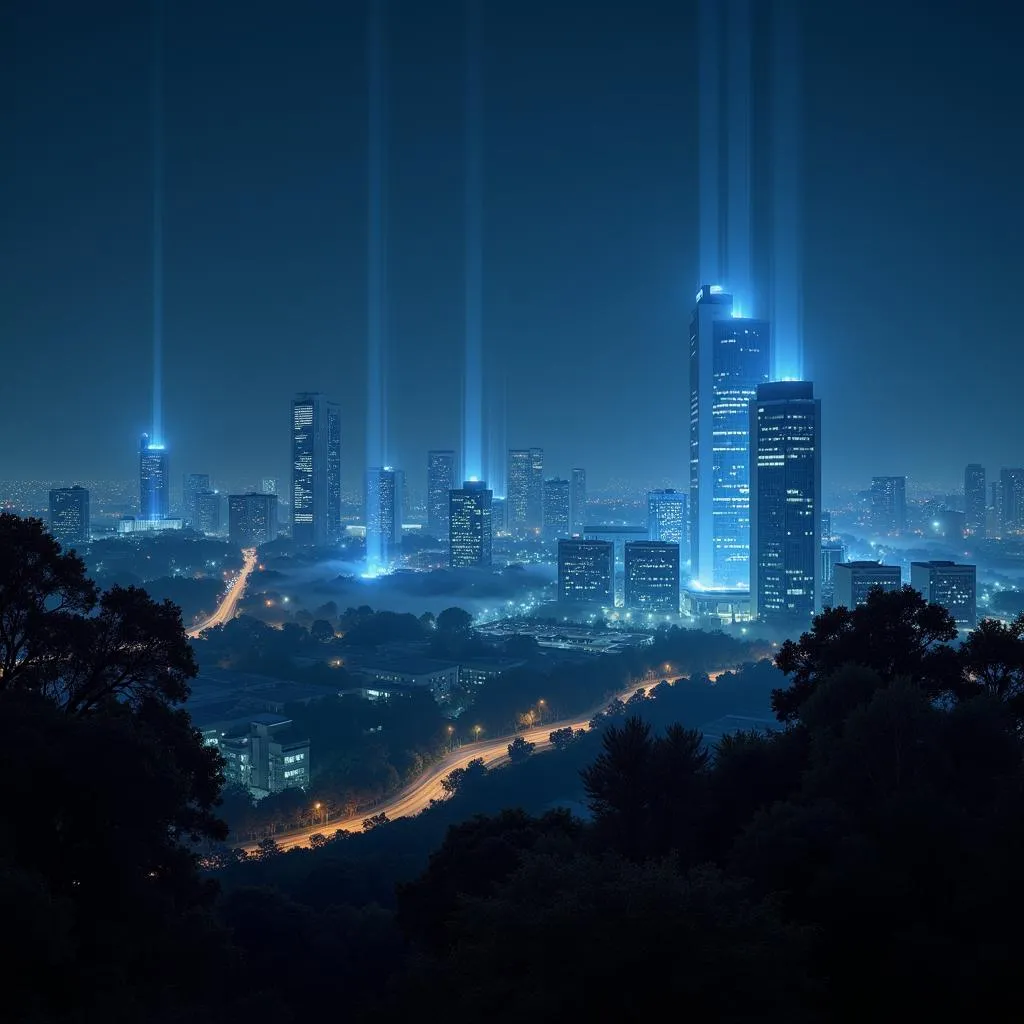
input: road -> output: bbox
[188,547,257,638]
[245,670,724,853]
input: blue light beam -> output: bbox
[698,0,722,283]
[726,0,752,309]
[151,0,164,445]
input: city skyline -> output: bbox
[3,2,1022,491]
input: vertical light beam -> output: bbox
[726,0,752,308]
[463,0,484,483]
[151,0,164,445]
[698,0,722,284]
[771,0,803,379]
[366,0,389,571]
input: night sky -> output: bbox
[2,0,1021,492]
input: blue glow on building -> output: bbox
[139,433,169,520]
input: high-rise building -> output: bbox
[49,486,90,549]
[870,476,906,535]
[366,467,404,560]
[749,381,821,624]
[228,493,278,548]
[647,489,687,547]
[964,464,986,538]
[833,561,901,609]
[821,511,833,541]
[427,450,456,539]
[999,468,1024,536]
[557,539,614,606]
[820,541,846,609]
[624,541,680,613]
[910,560,977,628]
[261,478,279,496]
[139,434,169,520]
[507,448,544,535]
[570,468,587,534]
[183,473,210,527]
[195,490,222,535]
[542,478,571,540]
[689,285,771,589]
[449,479,492,568]
[491,496,507,534]
[291,393,340,546]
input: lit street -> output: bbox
[188,547,257,638]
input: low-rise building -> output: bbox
[458,657,527,689]
[212,713,310,797]
[355,658,460,701]
[910,560,977,628]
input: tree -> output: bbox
[440,758,487,797]
[549,726,576,750]
[436,606,473,637]
[508,735,536,762]
[309,833,328,849]
[256,837,282,860]
[310,618,335,643]
[772,586,959,722]
[954,614,1024,715]
[362,812,389,831]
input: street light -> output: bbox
[474,725,482,741]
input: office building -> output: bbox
[821,511,833,541]
[366,467,404,561]
[182,473,209,527]
[291,393,340,546]
[647,489,687,547]
[427,450,456,539]
[870,476,906,535]
[216,714,310,796]
[449,479,492,568]
[195,490,222,535]
[833,561,901,609]
[571,468,587,534]
[261,478,279,496]
[507,448,544,534]
[820,541,846,609]
[689,285,771,589]
[49,486,90,549]
[911,560,977,629]
[491,496,507,534]
[542,478,571,540]
[749,381,821,624]
[228,492,278,548]
[964,464,986,538]
[1000,468,1024,536]
[117,517,183,535]
[139,433,169,520]
[624,541,680,613]
[557,539,614,606]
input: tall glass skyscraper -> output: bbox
[689,285,770,588]
[571,467,587,535]
[964,464,986,538]
[1000,468,1024,537]
[647,489,687,547]
[427,450,456,539]
[139,434,169,520]
[557,539,613,605]
[870,476,907,536]
[366,467,404,562]
[183,473,210,527]
[624,541,680,613]
[542,478,571,540]
[449,479,492,567]
[507,448,544,534]
[749,381,821,624]
[291,393,340,546]
[49,486,90,549]
[228,492,279,548]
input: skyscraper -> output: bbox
[689,285,771,588]
[195,490,222,535]
[228,493,278,548]
[820,540,846,609]
[139,434,169,520]
[870,476,907,535]
[647,489,687,547]
[911,560,977,629]
[542,478,571,540]
[571,468,587,534]
[624,541,680,613]
[427,450,456,539]
[183,473,210,527]
[833,561,901,609]
[261,478,279,495]
[507,448,544,534]
[49,486,90,549]
[1000,468,1024,536]
[449,479,492,568]
[964,464,986,538]
[750,381,821,624]
[366,467,404,561]
[291,393,340,546]
[557,539,614,606]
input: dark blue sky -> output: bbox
[1,0,1021,492]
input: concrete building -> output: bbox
[870,476,906,535]
[183,473,210,528]
[542,478,571,540]
[624,540,680,613]
[195,490,222,534]
[911,560,977,628]
[833,561,901,609]
[214,713,310,796]
[357,658,460,701]
[557,539,614,606]
[820,541,846,609]
[228,492,278,547]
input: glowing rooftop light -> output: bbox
[709,284,724,294]
[468,475,479,483]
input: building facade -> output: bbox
[194,490,222,535]
[366,467,404,564]
[228,492,278,548]
[557,539,614,606]
[571,467,587,534]
[1000,468,1024,537]
[749,381,821,624]
[647,489,687,547]
[833,561,901,609]
[870,476,906,535]
[217,714,310,796]
[689,285,771,589]
[291,393,341,546]
[427,449,456,539]
[139,433,169,520]
[820,541,846,609]
[964,464,986,538]
[910,560,977,628]
[49,486,90,549]
[542,478,571,540]
[507,448,544,534]
[183,473,210,528]
[449,479,493,567]
[624,540,680,613]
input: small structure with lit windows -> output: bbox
[212,713,310,798]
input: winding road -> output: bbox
[245,670,724,853]
[188,548,257,638]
